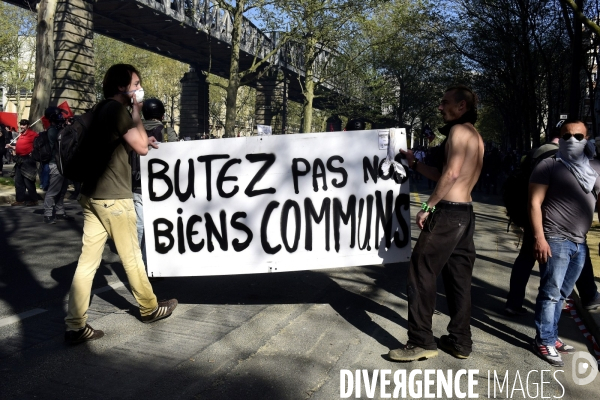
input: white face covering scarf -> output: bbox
[557,137,598,194]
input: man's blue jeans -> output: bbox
[535,237,586,345]
[506,231,598,309]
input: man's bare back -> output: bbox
[398,86,483,229]
[441,122,484,202]
[388,85,483,363]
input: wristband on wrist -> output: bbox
[421,202,435,213]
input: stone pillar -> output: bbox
[179,68,209,140]
[255,70,288,134]
[51,0,95,114]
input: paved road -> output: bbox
[0,180,599,399]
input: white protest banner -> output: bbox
[141,129,411,277]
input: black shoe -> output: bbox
[55,214,74,221]
[388,344,438,361]
[141,299,178,323]
[439,335,470,359]
[505,306,527,316]
[43,216,56,224]
[65,324,104,345]
[584,293,600,310]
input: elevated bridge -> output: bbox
[6,0,365,135]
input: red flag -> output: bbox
[41,101,73,129]
[41,116,51,129]
[58,101,73,118]
[0,112,18,131]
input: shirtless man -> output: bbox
[389,85,484,361]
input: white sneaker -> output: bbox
[533,338,563,367]
[555,338,575,354]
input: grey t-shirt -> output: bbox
[530,158,600,243]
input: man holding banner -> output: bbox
[389,85,484,361]
[64,64,177,344]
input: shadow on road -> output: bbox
[0,185,554,399]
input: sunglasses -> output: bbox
[562,133,585,141]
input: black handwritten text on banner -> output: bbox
[140,129,411,277]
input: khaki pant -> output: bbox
[65,195,158,330]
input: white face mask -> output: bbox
[559,137,587,161]
[124,88,144,104]
[133,88,144,103]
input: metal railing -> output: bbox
[138,0,367,98]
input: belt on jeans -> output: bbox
[435,201,472,212]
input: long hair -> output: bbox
[102,64,142,98]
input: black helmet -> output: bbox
[345,118,366,131]
[142,98,165,120]
[44,106,67,124]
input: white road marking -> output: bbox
[0,308,47,328]
[0,282,128,328]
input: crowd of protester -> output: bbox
[2,77,599,368]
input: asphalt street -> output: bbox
[0,178,599,399]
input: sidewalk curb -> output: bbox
[0,187,46,205]
[572,289,600,350]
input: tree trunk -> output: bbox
[301,38,317,134]
[16,90,23,123]
[29,0,58,130]
[301,78,315,133]
[170,95,176,128]
[223,4,244,138]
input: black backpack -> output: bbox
[31,130,52,163]
[57,99,121,183]
[502,146,557,231]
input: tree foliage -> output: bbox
[354,0,468,144]
[93,34,188,128]
[275,0,380,133]
[210,0,295,137]
[441,0,573,150]
[16,0,600,148]
[0,2,37,122]
[207,74,256,136]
